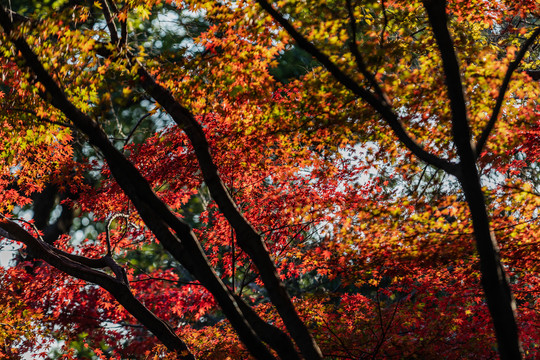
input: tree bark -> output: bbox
[256,0,526,358]
[0,218,196,359]
[0,7,298,359]
[136,63,321,360]
[458,172,522,359]
[423,1,522,358]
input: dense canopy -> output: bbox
[0,0,539,359]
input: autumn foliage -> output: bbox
[0,0,539,359]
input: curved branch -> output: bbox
[475,26,540,157]
[0,218,195,359]
[255,0,457,175]
[422,0,469,152]
[0,8,279,360]
[105,213,130,255]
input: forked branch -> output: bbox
[422,0,523,358]
[255,0,458,175]
[98,0,119,44]
[345,0,389,104]
[0,217,195,359]
[0,7,296,359]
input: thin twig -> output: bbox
[379,0,388,48]
[105,213,131,256]
[345,0,391,105]
[6,107,73,128]
[124,112,153,146]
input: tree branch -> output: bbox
[0,7,278,359]
[105,0,127,47]
[98,0,119,44]
[345,0,390,104]
[0,217,195,359]
[233,294,302,360]
[422,0,469,153]
[476,26,540,157]
[105,213,130,255]
[124,112,152,146]
[134,60,322,360]
[526,69,540,80]
[423,1,523,358]
[255,0,457,175]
